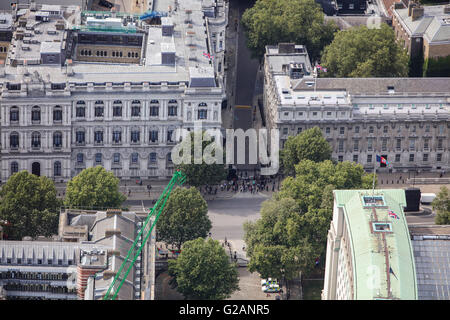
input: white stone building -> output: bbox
[0,0,227,182]
[264,43,450,173]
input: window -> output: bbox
[396,139,401,150]
[113,104,122,117]
[31,132,41,149]
[409,139,415,151]
[95,153,102,164]
[373,222,392,233]
[77,153,84,164]
[369,126,374,134]
[32,106,41,122]
[327,112,332,116]
[11,162,19,175]
[409,154,414,162]
[353,154,358,162]
[198,109,207,120]
[112,131,122,143]
[149,152,157,164]
[149,130,158,143]
[382,138,387,151]
[10,107,19,122]
[340,127,345,134]
[437,139,443,150]
[353,140,359,151]
[283,128,288,135]
[423,154,428,162]
[425,125,430,133]
[363,196,385,206]
[53,106,62,122]
[383,126,388,134]
[338,155,343,162]
[113,153,120,164]
[131,153,138,164]
[76,101,85,118]
[297,127,302,134]
[167,130,174,142]
[95,105,104,117]
[54,161,61,177]
[312,112,317,116]
[168,106,177,116]
[53,132,62,148]
[424,139,429,150]
[395,154,401,162]
[10,132,19,149]
[439,125,444,135]
[94,131,103,144]
[150,106,159,117]
[76,131,85,144]
[338,140,344,152]
[367,138,373,151]
[355,126,360,133]
[367,154,372,163]
[325,127,330,134]
[131,130,140,143]
[131,105,141,117]
[437,154,442,162]
[412,125,416,133]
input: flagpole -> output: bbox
[372,164,376,197]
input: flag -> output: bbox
[203,52,214,60]
[389,267,398,280]
[376,155,388,165]
[316,64,327,72]
[388,210,399,219]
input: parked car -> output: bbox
[262,283,280,293]
[421,193,436,204]
[261,278,278,286]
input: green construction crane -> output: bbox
[102,170,186,300]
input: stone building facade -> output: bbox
[264,44,450,173]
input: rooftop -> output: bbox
[334,189,417,300]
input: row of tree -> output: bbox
[242,0,409,77]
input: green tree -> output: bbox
[168,238,239,300]
[244,198,317,280]
[423,55,450,77]
[320,23,409,77]
[244,160,374,279]
[0,171,61,240]
[174,131,228,187]
[433,186,450,225]
[281,127,332,175]
[157,187,211,250]
[64,166,126,209]
[241,0,337,60]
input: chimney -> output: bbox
[394,2,404,10]
[278,43,296,54]
[65,59,74,76]
[444,5,450,14]
[408,2,417,16]
[0,60,5,78]
[411,7,424,21]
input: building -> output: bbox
[263,43,450,173]
[0,0,227,183]
[322,189,418,300]
[0,12,13,62]
[0,208,154,300]
[334,0,367,15]
[392,2,450,61]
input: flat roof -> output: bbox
[334,189,418,300]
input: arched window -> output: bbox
[10,106,19,122]
[54,161,61,177]
[31,132,41,149]
[31,106,41,122]
[131,101,141,117]
[113,100,122,117]
[11,162,19,175]
[198,102,207,107]
[10,132,19,149]
[53,106,62,122]
[53,131,62,148]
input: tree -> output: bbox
[245,160,374,279]
[320,23,409,77]
[241,0,337,60]
[157,187,211,250]
[244,198,316,281]
[280,127,332,175]
[423,55,450,77]
[0,171,61,240]
[168,238,239,300]
[64,166,126,209]
[174,131,228,187]
[433,186,450,225]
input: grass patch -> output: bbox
[302,279,324,300]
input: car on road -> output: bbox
[261,283,281,293]
[261,278,278,286]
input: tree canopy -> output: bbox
[157,187,211,250]
[320,23,409,77]
[245,160,374,278]
[0,171,61,240]
[281,127,332,175]
[433,186,450,225]
[174,131,228,187]
[168,238,239,300]
[241,0,337,60]
[64,166,126,209]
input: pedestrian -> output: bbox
[224,237,227,245]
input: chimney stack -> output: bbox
[408,2,417,16]
[411,7,424,21]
